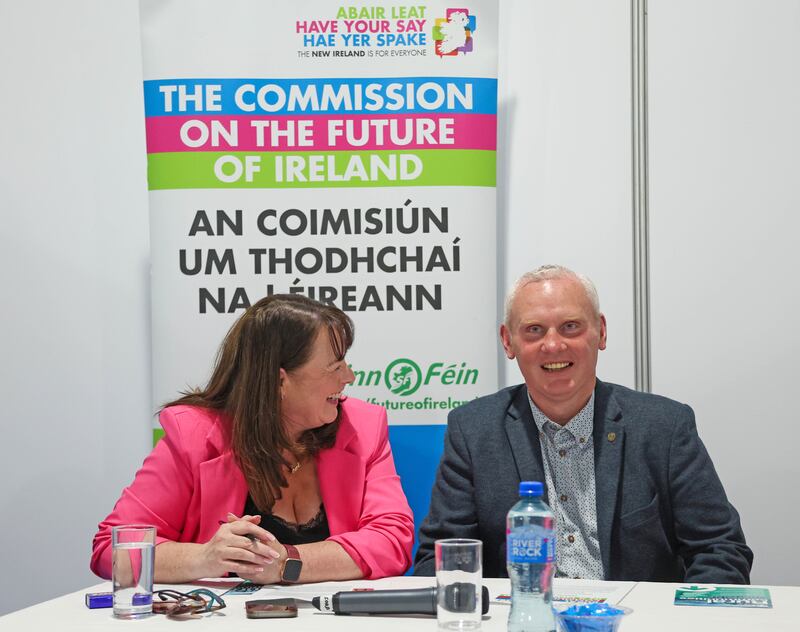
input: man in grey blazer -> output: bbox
[414,265,752,582]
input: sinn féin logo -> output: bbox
[385,358,423,396]
[432,8,476,57]
[354,358,478,397]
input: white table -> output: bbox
[1,576,797,631]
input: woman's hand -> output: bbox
[236,538,287,585]
[196,513,281,578]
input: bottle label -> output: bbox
[507,534,555,564]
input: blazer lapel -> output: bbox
[317,409,365,534]
[198,416,248,542]
[504,386,548,504]
[592,380,624,578]
[198,452,249,542]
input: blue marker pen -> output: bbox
[85,592,152,609]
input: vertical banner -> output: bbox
[140,0,498,535]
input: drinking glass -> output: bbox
[112,525,156,618]
[435,538,482,631]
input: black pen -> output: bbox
[218,519,257,543]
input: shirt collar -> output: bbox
[528,392,595,442]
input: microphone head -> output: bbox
[440,583,490,615]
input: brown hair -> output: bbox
[164,294,354,511]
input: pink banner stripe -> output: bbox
[145,113,496,153]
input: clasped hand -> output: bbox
[198,513,285,581]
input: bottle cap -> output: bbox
[519,481,544,496]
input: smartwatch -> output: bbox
[280,544,302,583]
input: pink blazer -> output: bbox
[91,397,414,580]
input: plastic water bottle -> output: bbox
[507,481,556,632]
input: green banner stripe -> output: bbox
[147,150,496,189]
[153,428,164,446]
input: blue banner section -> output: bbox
[388,423,447,570]
[143,77,498,116]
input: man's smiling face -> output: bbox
[500,276,607,424]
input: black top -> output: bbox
[242,495,331,545]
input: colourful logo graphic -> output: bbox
[385,358,423,396]
[432,8,476,57]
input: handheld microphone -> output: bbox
[311,584,490,616]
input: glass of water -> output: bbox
[112,525,156,618]
[435,538,483,631]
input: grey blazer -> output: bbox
[413,380,752,582]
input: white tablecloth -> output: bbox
[1,576,797,631]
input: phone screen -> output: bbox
[245,598,298,619]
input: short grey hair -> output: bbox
[503,264,601,326]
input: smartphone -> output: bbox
[245,598,298,619]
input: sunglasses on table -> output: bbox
[153,589,226,619]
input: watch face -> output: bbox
[282,558,302,583]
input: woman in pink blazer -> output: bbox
[91,295,414,584]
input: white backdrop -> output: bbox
[497,0,634,388]
[0,0,152,617]
[2,0,798,616]
[647,0,800,587]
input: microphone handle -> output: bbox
[318,585,491,616]
[334,587,438,614]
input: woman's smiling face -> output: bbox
[280,327,355,439]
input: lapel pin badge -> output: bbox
[607,432,617,442]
